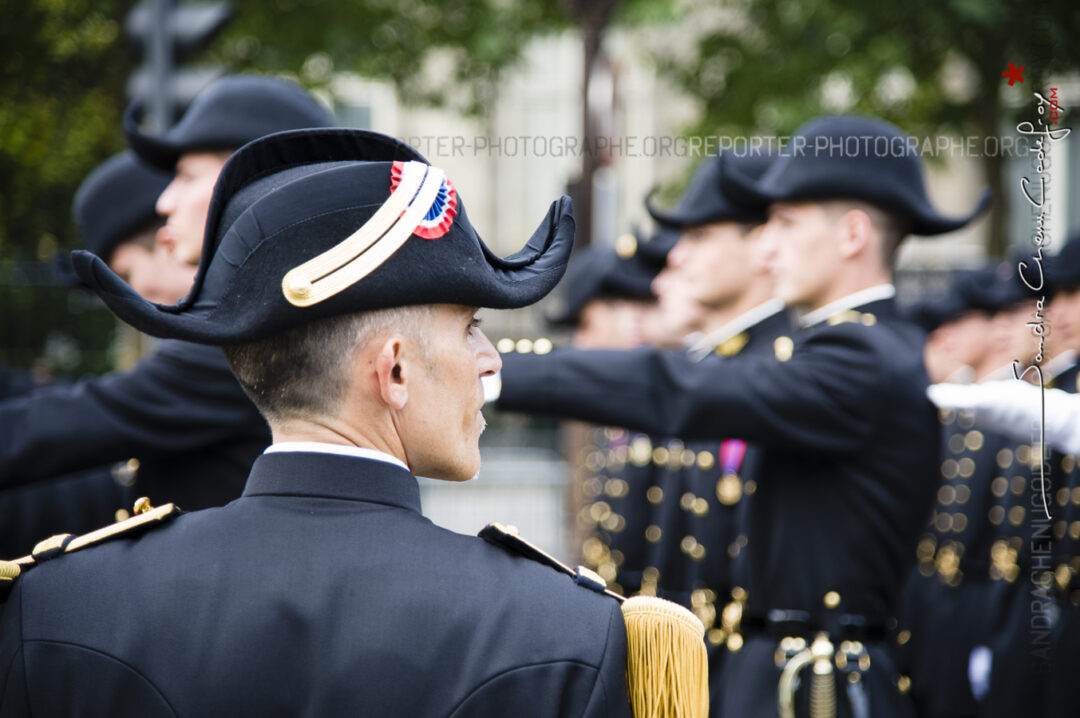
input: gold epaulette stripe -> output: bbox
[826,310,877,327]
[281,161,444,307]
[11,502,180,568]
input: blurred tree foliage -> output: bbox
[652,0,1080,256]
[1,0,137,374]
[0,0,586,372]
[0,0,670,373]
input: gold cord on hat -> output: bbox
[281,161,445,307]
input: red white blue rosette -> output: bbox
[390,160,457,240]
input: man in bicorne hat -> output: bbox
[0,76,333,511]
[0,128,707,717]
[492,115,988,717]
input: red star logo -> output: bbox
[1002,63,1025,86]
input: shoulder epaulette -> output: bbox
[826,309,877,327]
[480,522,709,717]
[714,332,750,358]
[1,498,180,592]
[479,522,623,600]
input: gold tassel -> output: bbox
[621,595,709,718]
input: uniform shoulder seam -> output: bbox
[446,659,601,717]
[23,639,179,717]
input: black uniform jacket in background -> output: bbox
[0,339,270,511]
[0,452,632,718]
[499,298,939,622]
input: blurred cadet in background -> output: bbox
[927,238,1080,444]
[635,151,794,708]
[0,75,334,522]
[545,238,660,604]
[547,240,658,349]
[638,226,709,349]
[898,261,1044,718]
[494,114,988,718]
[906,271,990,385]
[0,153,173,556]
[75,153,198,305]
[924,240,1080,718]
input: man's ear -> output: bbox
[838,208,873,260]
[374,336,409,410]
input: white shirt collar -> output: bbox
[798,284,896,328]
[980,363,1021,382]
[1042,350,1078,380]
[264,441,410,472]
[687,298,786,362]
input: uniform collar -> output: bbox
[242,451,422,514]
[798,284,896,328]
[264,441,409,471]
[687,298,786,362]
[1042,350,1078,381]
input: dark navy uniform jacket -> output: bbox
[498,296,938,716]
[0,451,632,718]
[500,297,937,618]
[0,365,132,557]
[0,339,269,513]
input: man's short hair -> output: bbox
[224,305,432,423]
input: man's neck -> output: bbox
[804,271,893,315]
[974,356,1023,383]
[699,284,776,335]
[271,416,409,468]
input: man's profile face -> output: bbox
[573,298,648,349]
[1048,287,1080,354]
[759,202,841,310]
[926,311,992,381]
[108,236,198,305]
[156,151,230,266]
[400,304,501,481]
[933,310,989,371]
[645,266,706,348]
[668,221,760,309]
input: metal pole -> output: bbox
[148,0,174,133]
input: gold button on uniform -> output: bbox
[773,336,794,362]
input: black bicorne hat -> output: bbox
[72,128,577,344]
[646,152,772,229]
[547,244,657,326]
[720,115,989,236]
[956,260,1038,313]
[125,75,336,171]
[902,295,967,333]
[1043,234,1080,292]
[633,225,680,270]
[72,152,171,260]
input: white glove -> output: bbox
[927,380,1080,455]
